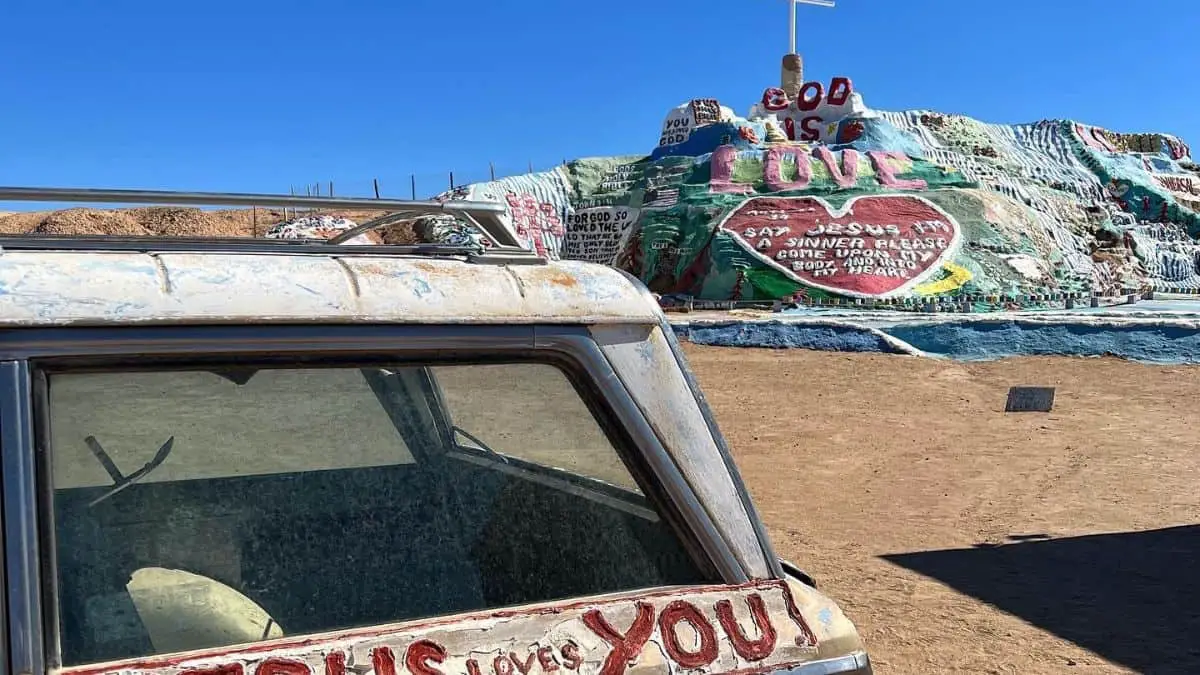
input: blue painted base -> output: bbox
[672,321,904,354]
[886,321,1200,364]
[673,319,1200,364]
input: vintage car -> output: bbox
[0,188,872,675]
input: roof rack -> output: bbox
[0,186,538,262]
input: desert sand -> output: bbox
[684,345,1200,674]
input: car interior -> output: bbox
[48,365,710,665]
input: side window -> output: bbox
[42,361,710,667]
[433,364,639,491]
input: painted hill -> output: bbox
[420,75,1200,308]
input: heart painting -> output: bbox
[718,195,964,298]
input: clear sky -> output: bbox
[2,0,1198,202]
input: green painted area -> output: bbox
[443,107,1200,307]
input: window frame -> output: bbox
[0,323,748,671]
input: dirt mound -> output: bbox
[0,207,419,242]
[128,207,226,237]
[31,209,150,236]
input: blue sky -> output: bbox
[2,0,1198,203]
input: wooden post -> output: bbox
[252,205,258,237]
[373,178,380,199]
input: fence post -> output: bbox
[252,205,258,237]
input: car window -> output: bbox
[433,364,639,491]
[49,368,416,489]
[43,361,710,667]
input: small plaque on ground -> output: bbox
[1005,386,1056,412]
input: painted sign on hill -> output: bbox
[422,78,1200,305]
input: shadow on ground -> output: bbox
[882,525,1200,673]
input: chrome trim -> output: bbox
[445,449,661,522]
[0,360,44,675]
[614,269,786,579]
[0,325,533,360]
[0,186,505,214]
[782,652,872,675]
[0,185,528,253]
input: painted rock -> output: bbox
[720,195,962,298]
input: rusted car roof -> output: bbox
[0,250,660,326]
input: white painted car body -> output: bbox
[0,188,870,675]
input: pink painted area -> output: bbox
[760,87,789,112]
[868,151,927,190]
[1073,123,1117,153]
[658,600,719,668]
[827,78,853,106]
[710,144,753,194]
[795,82,824,112]
[582,601,656,675]
[371,647,398,675]
[716,594,778,662]
[504,192,565,257]
[256,659,309,675]
[763,148,812,192]
[719,195,962,298]
[816,147,859,188]
[798,117,822,143]
[406,641,448,675]
[754,77,858,144]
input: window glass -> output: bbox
[45,362,708,666]
[433,364,639,491]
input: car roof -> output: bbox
[0,244,660,327]
[0,186,662,328]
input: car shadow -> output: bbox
[881,525,1200,673]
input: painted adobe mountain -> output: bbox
[417,75,1200,305]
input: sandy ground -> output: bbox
[683,345,1200,674]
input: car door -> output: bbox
[0,324,867,675]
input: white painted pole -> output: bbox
[788,0,836,54]
[789,0,796,54]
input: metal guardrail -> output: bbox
[0,186,527,252]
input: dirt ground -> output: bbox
[683,345,1200,674]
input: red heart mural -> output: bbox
[719,195,963,298]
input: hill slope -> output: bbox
[424,78,1199,306]
[6,77,1197,310]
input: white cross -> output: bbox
[788,0,835,54]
